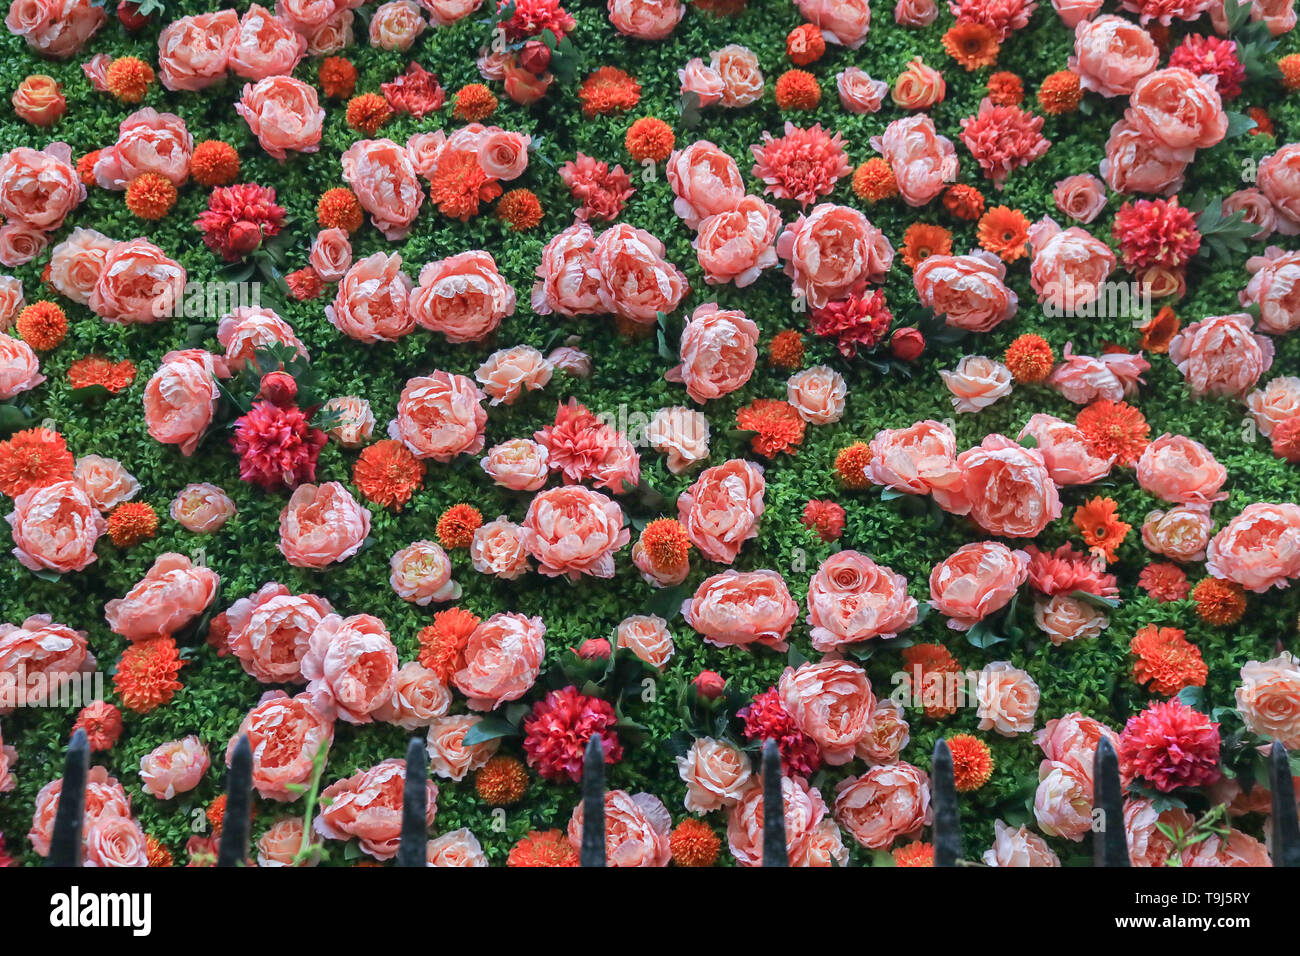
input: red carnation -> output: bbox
[959,98,1050,188]
[533,398,639,492]
[1113,197,1201,271]
[1119,699,1221,793]
[382,62,445,118]
[750,122,851,207]
[498,0,575,40]
[522,686,623,782]
[739,688,821,775]
[195,184,286,262]
[559,153,635,222]
[802,499,845,541]
[1169,35,1245,100]
[1024,543,1118,597]
[231,401,327,491]
[810,289,893,358]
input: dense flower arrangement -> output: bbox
[0,0,1298,869]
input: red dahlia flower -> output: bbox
[1118,699,1221,793]
[498,0,575,40]
[522,686,623,782]
[1024,543,1119,597]
[1113,197,1201,271]
[195,184,286,261]
[1169,35,1245,100]
[231,401,327,491]
[959,98,1050,188]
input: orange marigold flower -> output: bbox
[579,67,640,117]
[947,734,994,792]
[1192,577,1247,626]
[901,222,952,270]
[114,637,184,714]
[105,56,154,103]
[1280,53,1300,91]
[317,187,364,233]
[353,439,424,510]
[206,795,228,834]
[1076,399,1150,466]
[497,188,543,231]
[76,150,100,186]
[417,606,480,681]
[943,22,1000,70]
[508,829,579,867]
[987,70,1023,106]
[1131,625,1207,696]
[319,56,358,99]
[0,427,74,497]
[1038,70,1082,115]
[108,501,158,547]
[834,441,873,489]
[190,140,240,187]
[852,157,898,202]
[476,755,529,806]
[670,818,720,867]
[437,503,483,549]
[346,92,391,135]
[15,301,66,351]
[625,116,675,163]
[943,183,985,220]
[903,643,962,718]
[639,518,690,574]
[786,23,825,65]
[775,69,820,110]
[453,82,498,121]
[430,148,502,222]
[768,329,805,369]
[893,841,935,866]
[977,205,1030,262]
[145,834,173,867]
[1073,496,1130,564]
[1004,334,1054,383]
[736,399,805,457]
[286,267,323,301]
[68,355,136,394]
[125,172,176,220]
[1248,106,1274,137]
[1138,305,1180,354]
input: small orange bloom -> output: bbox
[670,819,720,867]
[107,501,158,547]
[497,188,543,231]
[476,755,529,806]
[947,734,994,791]
[114,637,184,714]
[1138,305,1180,354]
[942,22,1000,70]
[1073,496,1130,563]
[579,67,640,117]
[977,205,1030,262]
[775,69,820,110]
[190,140,240,187]
[125,172,176,220]
[353,439,424,510]
[1131,625,1207,696]
[834,442,873,489]
[625,117,675,163]
[319,56,358,99]
[1279,53,1300,91]
[1038,70,1082,114]
[639,518,690,573]
[852,158,898,202]
[1076,399,1150,465]
[317,187,364,233]
[944,183,985,221]
[15,301,66,350]
[768,329,805,369]
[986,71,1023,106]
[417,606,481,681]
[453,83,498,121]
[437,503,483,549]
[901,223,952,270]
[1004,334,1054,383]
[786,23,825,66]
[0,427,74,497]
[345,92,391,135]
[1192,577,1247,626]
[507,829,579,867]
[736,399,805,457]
[105,56,154,103]
[893,841,935,866]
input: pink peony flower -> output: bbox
[807,550,918,651]
[453,612,545,711]
[522,485,629,579]
[139,735,209,800]
[677,458,765,563]
[1206,502,1300,592]
[665,303,759,404]
[683,569,796,651]
[105,552,219,642]
[277,481,371,568]
[302,612,399,724]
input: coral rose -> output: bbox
[522,485,629,579]
[693,194,782,288]
[1260,144,1300,235]
[476,345,552,406]
[834,763,931,849]
[646,406,710,474]
[8,479,105,574]
[452,612,546,711]
[1100,116,1188,196]
[471,517,531,580]
[977,661,1040,736]
[481,439,549,491]
[569,790,672,867]
[91,238,187,325]
[929,541,1029,631]
[1242,247,1300,335]
[728,774,829,866]
[1236,653,1300,749]
[230,4,307,80]
[143,349,224,456]
[390,540,460,605]
[983,818,1062,866]
[371,662,451,730]
[941,355,1013,414]
[277,481,371,568]
[616,614,675,669]
[1069,16,1158,98]
[592,223,689,325]
[216,306,307,370]
[302,612,399,724]
[676,737,752,813]
[1141,505,1214,563]
[105,552,219,642]
[139,736,209,800]
[327,252,414,343]
[787,365,847,424]
[665,304,759,404]
[1128,68,1227,152]
[1033,594,1108,645]
[0,333,43,400]
[369,0,426,49]
[665,141,745,229]
[1053,174,1108,224]
[1018,414,1114,486]
[0,614,96,714]
[796,0,872,47]
[682,569,796,651]
[72,457,137,513]
[608,0,683,39]
[171,482,236,534]
[426,828,489,867]
[412,250,516,343]
[1247,376,1300,438]
[677,458,765,563]
[865,419,963,498]
[530,222,602,318]
[837,67,888,113]
[5,0,105,59]
[1029,217,1116,314]
[711,44,765,108]
[1135,434,1228,505]
[806,550,918,651]
[0,143,84,233]
[94,109,193,189]
[427,714,500,780]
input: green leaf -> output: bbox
[1222,111,1258,139]
[0,403,33,435]
[462,715,521,746]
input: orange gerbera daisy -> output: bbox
[901,223,953,270]
[430,148,502,222]
[943,183,985,220]
[977,205,1030,262]
[670,819,721,867]
[1131,625,1207,696]
[0,427,74,497]
[947,734,994,791]
[1076,399,1151,465]
[579,67,640,117]
[737,399,806,457]
[436,503,483,549]
[942,22,1000,70]
[1192,577,1247,626]
[353,439,424,510]
[1138,306,1180,354]
[852,157,898,202]
[68,355,136,394]
[834,442,873,489]
[417,606,481,681]
[1073,496,1130,563]
[507,829,579,867]
[114,637,184,714]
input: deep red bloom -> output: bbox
[231,401,327,491]
[810,289,893,358]
[382,62,445,118]
[558,153,635,222]
[1169,35,1245,100]
[693,670,726,699]
[1113,198,1201,271]
[802,499,845,541]
[1024,543,1118,597]
[1118,699,1221,793]
[522,686,623,782]
[194,184,286,262]
[739,688,821,775]
[498,0,575,41]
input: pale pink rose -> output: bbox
[608,0,683,39]
[666,141,745,229]
[941,355,1013,414]
[914,251,1018,332]
[1069,16,1158,98]
[28,766,132,858]
[710,44,765,107]
[645,406,710,474]
[983,818,1062,866]
[481,439,549,491]
[257,817,320,866]
[677,458,764,563]
[412,250,515,343]
[314,759,436,860]
[72,456,137,512]
[478,128,530,180]
[977,662,1039,736]
[302,612,398,724]
[1128,68,1227,152]
[216,306,307,371]
[0,275,24,331]
[0,614,96,716]
[1099,116,1188,196]
[1135,433,1228,505]
[1033,594,1108,645]
[836,67,888,113]
[807,550,917,651]
[570,790,672,867]
[616,614,675,669]
[225,583,331,684]
[7,480,104,574]
[453,612,545,711]
[664,304,759,404]
[426,828,489,866]
[372,662,451,730]
[676,737,752,813]
[0,333,42,400]
[139,736,209,800]
[308,228,352,282]
[894,0,939,25]
[530,222,601,317]
[1028,217,1116,313]
[856,700,911,764]
[322,396,374,448]
[1018,413,1114,486]
[929,541,1029,631]
[326,252,415,343]
[369,0,426,50]
[693,194,781,288]
[1036,711,1118,779]
[388,371,487,462]
[870,114,958,207]
[157,10,238,92]
[469,516,531,580]
[143,349,224,455]
[835,763,931,849]
[728,775,828,866]
[340,138,424,239]
[171,482,236,534]
[1236,652,1300,749]
[230,691,333,801]
[5,0,105,59]
[422,0,482,26]
[1206,502,1300,592]
[1053,173,1108,224]
[105,552,219,642]
[795,0,872,47]
[90,238,187,325]
[301,9,355,54]
[1242,247,1300,335]
[786,365,847,424]
[1051,0,1102,25]
[93,109,193,190]
[682,569,796,651]
[0,222,47,267]
[780,660,876,765]
[0,143,84,233]
[891,56,946,110]
[1247,376,1300,438]
[1046,344,1148,404]
[593,223,689,325]
[278,481,371,568]
[230,4,306,80]
[389,540,460,606]
[1258,144,1300,235]
[1142,504,1214,563]
[84,815,147,867]
[679,58,724,107]
[476,345,553,406]
[278,0,362,32]
[1223,188,1277,240]
[865,419,963,498]
[522,485,629,579]
[934,435,1062,537]
[1124,798,1193,864]
[778,203,893,308]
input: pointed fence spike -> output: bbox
[761,739,788,867]
[217,734,253,867]
[1269,740,1300,867]
[396,737,429,867]
[1092,736,1130,867]
[47,728,90,867]
[931,739,962,867]
[580,735,606,867]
